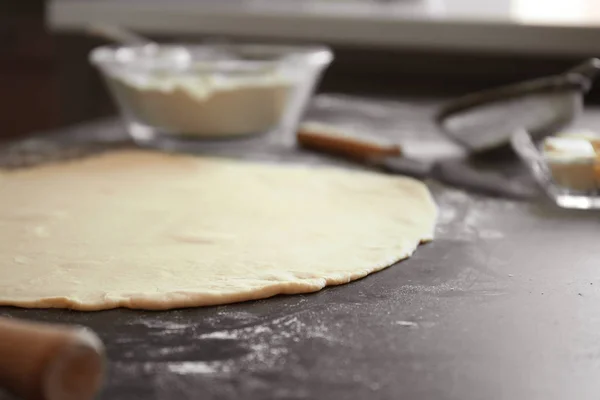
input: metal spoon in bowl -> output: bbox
[86,24,195,67]
[86,23,155,46]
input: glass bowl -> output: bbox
[90,43,333,148]
[511,129,600,209]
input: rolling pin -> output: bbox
[0,317,105,400]
[297,122,403,161]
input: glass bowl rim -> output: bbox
[89,42,334,72]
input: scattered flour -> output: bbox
[128,312,337,378]
[197,331,239,340]
[137,320,189,330]
[394,321,419,328]
[168,362,225,375]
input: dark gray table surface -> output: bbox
[1,95,600,400]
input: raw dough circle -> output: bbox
[0,151,436,310]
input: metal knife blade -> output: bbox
[377,156,537,200]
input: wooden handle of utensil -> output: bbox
[297,123,402,161]
[0,317,105,400]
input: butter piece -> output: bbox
[556,130,600,152]
[543,136,598,192]
[543,137,597,161]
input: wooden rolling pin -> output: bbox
[0,317,105,400]
[297,122,403,161]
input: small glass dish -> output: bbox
[511,129,600,209]
[90,43,333,148]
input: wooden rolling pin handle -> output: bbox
[297,125,403,161]
[0,317,105,400]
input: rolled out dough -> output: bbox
[0,151,436,310]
